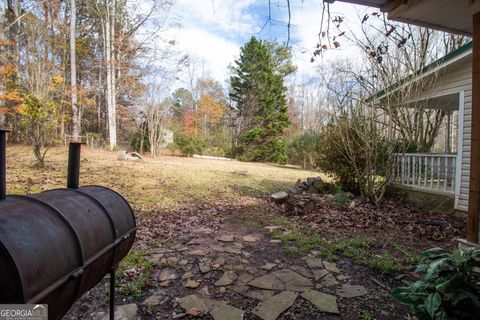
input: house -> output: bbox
[325,0,480,246]
[371,42,472,213]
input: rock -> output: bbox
[312,269,329,281]
[305,258,323,268]
[182,271,194,279]
[198,286,211,296]
[289,266,313,279]
[248,273,285,291]
[270,239,282,244]
[117,150,127,160]
[323,261,341,274]
[199,262,211,273]
[177,294,227,314]
[159,280,170,287]
[273,269,314,292]
[264,226,283,232]
[215,271,237,286]
[243,235,257,242]
[318,273,339,287]
[143,290,165,306]
[196,227,214,234]
[249,269,313,292]
[224,246,242,255]
[210,305,245,320]
[185,279,200,289]
[253,291,298,320]
[217,235,234,242]
[301,290,339,314]
[212,257,225,269]
[336,284,368,298]
[271,191,289,203]
[190,249,207,256]
[102,303,138,320]
[159,268,179,282]
[261,263,277,271]
[307,185,319,194]
[219,286,226,294]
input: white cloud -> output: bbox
[169,27,240,82]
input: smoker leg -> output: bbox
[109,268,115,320]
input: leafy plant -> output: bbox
[393,247,480,319]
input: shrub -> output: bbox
[173,131,205,157]
[287,131,323,169]
[317,109,393,204]
[393,247,480,319]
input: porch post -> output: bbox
[467,12,480,243]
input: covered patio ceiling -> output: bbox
[325,0,474,36]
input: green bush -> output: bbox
[174,131,206,157]
[393,247,480,319]
[317,114,392,203]
[287,131,323,169]
[130,125,150,153]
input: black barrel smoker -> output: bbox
[0,129,136,320]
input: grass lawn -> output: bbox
[5,145,317,212]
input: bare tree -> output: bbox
[70,0,79,138]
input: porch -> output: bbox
[390,153,458,196]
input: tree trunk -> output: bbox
[70,0,79,138]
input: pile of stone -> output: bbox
[271,177,340,215]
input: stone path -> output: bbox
[61,197,410,320]
[97,221,380,320]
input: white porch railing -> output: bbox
[390,153,457,194]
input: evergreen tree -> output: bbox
[229,36,294,164]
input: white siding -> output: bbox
[417,60,472,211]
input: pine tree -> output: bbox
[229,36,294,164]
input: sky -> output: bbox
[144,0,379,88]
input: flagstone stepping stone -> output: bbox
[312,269,330,281]
[224,246,242,255]
[237,272,254,285]
[261,263,277,271]
[101,303,137,320]
[301,290,339,314]
[289,266,313,279]
[253,291,298,320]
[323,261,341,274]
[198,286,211,296]
[210,305,245,320]
[190,249,207,256]
[217,235,234,242]
[197,227,214,234]
[249,269,313,292]
[229,286,274,301]
[273,269,314,292]
[177,294,227,314]
[159,268,179,282]
[143,289,166,306]
[215,271,237,286]
[199,262,211,273]
[248,273,285,291]
[305,257,324,268]
[243,235,257,242]
[224,264,245,272]
[185,279,200,289]
[182,271,194,279]
[336,284,367,298]
[317,273,339,287]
